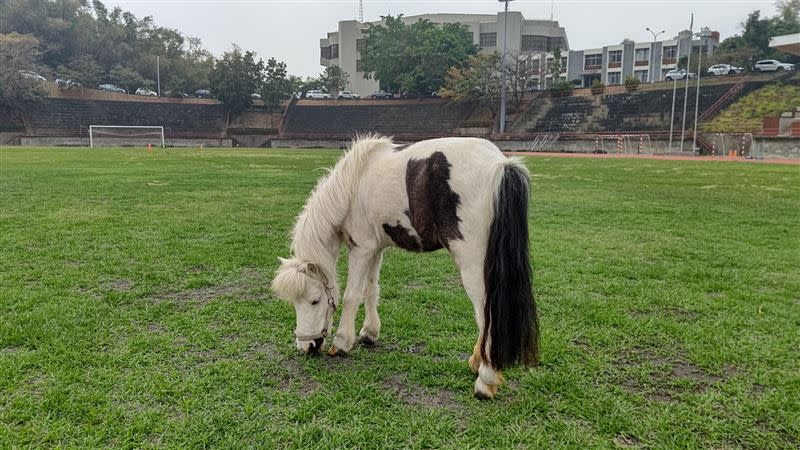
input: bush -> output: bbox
[549,80,574,95]
[591,80,606,95]
[624,76,640,92]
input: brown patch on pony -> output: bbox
[382,222,425,251]
[403,151,463,250]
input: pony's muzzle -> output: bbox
[297,337,325,355]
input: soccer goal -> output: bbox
[596,134,652,154]
[709,133,754,157]
[88,125,165,148]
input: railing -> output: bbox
[696,73,751,122]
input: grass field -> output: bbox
[1,147,798,448]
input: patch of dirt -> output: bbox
[146,323,165,334]
[406,342,426,354]
[107,279,132,292]
[152,267,268,306]
[383,374,458,409]
[617,347,737,402]
[613,434,643,448]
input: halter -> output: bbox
[294,283,337,342]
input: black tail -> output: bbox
[481,162,539,370]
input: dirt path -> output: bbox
[506,151,800,165]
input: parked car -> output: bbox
[135,87,158,96]
[753,59,795,72]
[251,93,262,99]
[194,89,213,98]
[19,70,46,82]
[336,91,360,100]
[55,78,81,89]
[305,89,331,99]
[707,64,744,76]
[98,83,127,94]
[369,90,392,99]
[164,91,190,98]
[400,91,421,99]
[664,69,696,81]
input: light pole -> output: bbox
[156,55,161,97]
[645,27,665,83]
[498,0,513,134]
[692,30,707,152]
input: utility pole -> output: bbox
[498,0,513,134]
[358,0,363,22]
[680,13,694,152]
[156,55,161,97]
[692,31,705,152]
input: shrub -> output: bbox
[591,80,606,95]
[549,80,574,95]
[624,76,640,92]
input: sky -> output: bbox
[106,0,779,77]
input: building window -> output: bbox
[320,46,332,59]
[607,72,621,85]
[561,57,568,73]
[479,32,497,48]
[663,46,677,59]
[548,37,566,51]
[356,39,365,53]
[584,54,602,70]
[330,44,339,59]
[634,48,649,62]
[521,35,547,52]
[608,50,622,64]
[634,70,649,82]
[356,59,363,72]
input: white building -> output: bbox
[320,12,569,96]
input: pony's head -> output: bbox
[271,256,335,354]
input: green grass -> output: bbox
[1,147,798,448]
[702,83,800,133]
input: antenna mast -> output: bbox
[359,0,364,22]
[550,0,554,21]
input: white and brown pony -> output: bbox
[271,136,538,399]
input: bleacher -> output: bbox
[526,97,595,132]
[25,97,227,138]
[281,100,474,139]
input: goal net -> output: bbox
[709,133,754,157]
[596,134,652,154]
[88,125,165,148]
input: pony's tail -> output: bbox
[481,159,539,370]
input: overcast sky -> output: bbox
[106,1,778,77]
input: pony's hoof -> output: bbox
[359,333,377,346]
[474,378,497,400]
[327,346,346,357]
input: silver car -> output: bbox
[665,69,696,81]
[99,84,127,94]
[707,64,744,76]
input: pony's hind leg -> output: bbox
[359,251,384,345]
[457,260,503,399]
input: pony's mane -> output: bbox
[291,134,394,269]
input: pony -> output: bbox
[271,135,538,399]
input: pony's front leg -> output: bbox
[328,248,374,355]
[359,251,384,345]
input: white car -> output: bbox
[305,89,331,99]
[753,60,795,72]
[135,88,157,96]
[707,64,744,76]
[665,69,697,81]
[336,91,360,100]
[19,70,46,82]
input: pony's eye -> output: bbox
[311,298,320,305]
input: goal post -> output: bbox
[88,125,165,148]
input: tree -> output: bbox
[319,65,349,94]
[439,52,502,121]
[0,32,47,111]
[56,55,104,87]
[545,47,564,89]
[360,15,477,94]
[260,57,291,108]
[209,46,264,115]
[504,52,538,107]
[109,64,151,92]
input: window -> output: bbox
[561,57,568,73]
[584,54,602,69]
[521,35,548,52]
[356,59,363,72]
[634,70,649,82]
[330,44,339,59]
[634,48,649,62]
[608,50,622,64]
[320,46,332,59]
[607,72,621,85]
[663,46,677,59]
[479,32,497,48]
[548,37,567,51]
[356,39,365,53]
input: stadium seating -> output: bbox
[525,97,595,132]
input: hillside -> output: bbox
[701,83,800,133]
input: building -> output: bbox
[320,12,569,96]
[769,33,800,56]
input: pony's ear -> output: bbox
[298,262,320,277]
[277,257,290,266]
